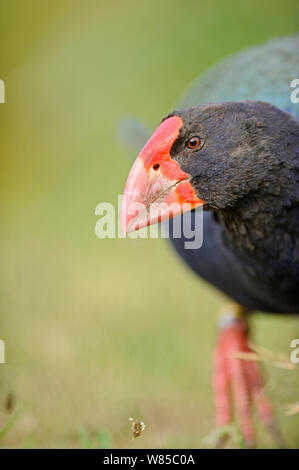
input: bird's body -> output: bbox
[170,206,299,313]
[169,36,299,314]
[122,35,299,446]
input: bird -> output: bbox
[121,35,299,447]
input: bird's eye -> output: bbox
[186,136,202,150]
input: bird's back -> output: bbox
[178,35,299,121]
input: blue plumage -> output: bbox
[179,36,299,121]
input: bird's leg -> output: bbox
[212,302,277,448]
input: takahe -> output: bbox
[121,36,299,447]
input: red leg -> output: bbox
[212,332,231,427]
[212,303,277,447]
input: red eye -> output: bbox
[187,136,202,150]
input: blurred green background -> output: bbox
[0,0,298,448]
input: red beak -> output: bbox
[121,116,204,234]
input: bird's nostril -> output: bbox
[153,163,160,171]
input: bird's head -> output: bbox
[122,101,287,234]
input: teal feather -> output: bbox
[178,35,299,121]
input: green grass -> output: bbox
[0,0,298,449]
